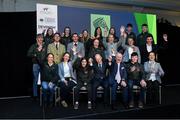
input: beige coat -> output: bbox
[47,42,66,64]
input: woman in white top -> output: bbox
[144,51,164,105]
[58,52,77,107]
[123,37,141,63]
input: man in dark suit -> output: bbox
[109,52,128,110]
[136,24,153,47]
[89,53,112,110]
[139,34,157,64]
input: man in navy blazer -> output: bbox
[89,53,112,110]
[109,52,128,109]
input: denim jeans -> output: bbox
[42,81,55,103]
[32,64,40,97]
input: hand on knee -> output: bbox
[140,79,147,88]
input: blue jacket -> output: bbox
[109,60,127,85]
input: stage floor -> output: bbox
[0,85,180,119]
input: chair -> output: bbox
[72,86,104,105]
[40,86,60,106]
[110,85,162,104]
[110,85,145,104]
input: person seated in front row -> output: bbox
[73,57,94,110]
[109,52,128,110]
[126,52,147,108]
[41,53,60,108]
[58,52,77,108]
[89,53,112,110]
[144,51,164,105]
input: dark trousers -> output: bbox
[92,78,108,104]
[146,80,160,104]
[74,81,92,102]
[128,80,146,103]
[59,79,76,101]
[110,80,128,104]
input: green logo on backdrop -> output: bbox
[91,14,111,37]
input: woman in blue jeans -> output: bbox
[41,53,60,107]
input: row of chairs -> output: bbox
[39,85,162,106]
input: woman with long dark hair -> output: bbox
[73,57,94,109]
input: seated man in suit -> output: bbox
[67,33,85,64]
[109,52,128,110]
[126,52,147,108]
[89,53,112,110]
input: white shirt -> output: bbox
[146,44,152,52]
[115,63,121,84]
[128,47,134,59]
[63,62,71,77]
[148,61,156,81]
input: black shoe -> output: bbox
[43,102,48,108]
[111,104,117,110]
[92,102,96,111]
[103,103,108,108]
[111,101,117,110]
[32,96,38,101]
[123,103,129,109]
[49,102,54,108]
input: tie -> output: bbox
[56,43,58,50]
[74,43,77,47]
[98,64,102,70]
[115,63,121,84]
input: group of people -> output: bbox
[27,23,166,110]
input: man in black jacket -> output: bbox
[27,34,47,99]
[126,52,147,108]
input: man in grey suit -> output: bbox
[67,33,85,63]
[144,51,164,105]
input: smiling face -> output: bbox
[93,39,99,48]
[36,35,43,44]
[149,52,155,61]
[81,59,87,68]
[131,55,138,63]
[47,54,54,63]
[146,36,153,44]
[128,38,134,46]
[83,30,88,38]
[95,54,102,63]
[47,28,53,36]
[54,34,60,42]
[65,28,70,35]
[72,34,79,43]
[142,26,148,33]
[108,34,114,43]
[110,28,115,35]
[115,53,123,63]
[63,53,70,62]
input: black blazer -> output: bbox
[91,60,110,80]
[140,44,157,64]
